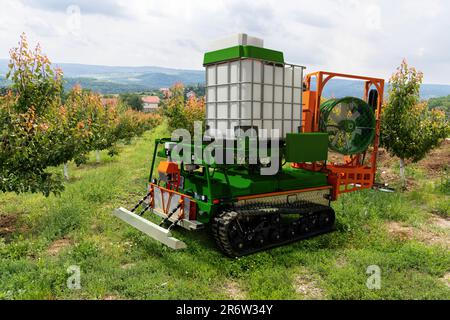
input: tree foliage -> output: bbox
[6,33,63,115]
[0,34,160,196]
[428,95,450,118]
[184,84,205,98]
[160,83,205,135]
[1,34,70,195]
[120,93,143,111]
[381,60,449,186]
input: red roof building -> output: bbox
[142,96,160,113]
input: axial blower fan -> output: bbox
[319,97,376,155]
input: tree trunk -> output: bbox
[399,158,406,189]
[63,163,69,181]
[96,150,100,163]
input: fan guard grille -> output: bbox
[319,97,376,155]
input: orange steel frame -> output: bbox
[148,183,197,220]
[295,71,385,200]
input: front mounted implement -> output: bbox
[113,139,204,250]
[113,180,203,250]
[113,207,187,250]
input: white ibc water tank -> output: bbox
[205,35,304,139]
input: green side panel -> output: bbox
[182,167,329,223]
[242,46,284,64]
[183,169,328,199]
[203,45,284,65]
[181,167,328,223]
[203,46,242,65]
[285,133,329,163]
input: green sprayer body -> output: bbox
[113,34,384,257]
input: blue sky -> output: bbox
[1,0,449,84]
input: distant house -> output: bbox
[142,96,160,113]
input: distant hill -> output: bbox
[1,59,449,98]
[0,59,204,94]
[312,79,450,100]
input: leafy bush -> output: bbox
[119,93,144,111]
[0,34,161,197]
[438,166,450,195]
[428,95,450,118]
[160,83,205,135]
[0,33,70,195]
[6,33,64,116]
[381,60,449,188]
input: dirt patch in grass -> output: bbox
[416,231,449,249]
[0,214,18,237]
[441,273,450,288]
[90,223,104,233]
[377,148,402,186]
[334,256,348,268]
[294,272,325,300]
[120,263,136,270]
[431,215,450,229]
[417,140,450,177]
[377,148,399,167]
[222,281,246,300]
[378,169,417,189]
[386,222,415,241]
[386,221,449,248]
[378,140,450,177]
[376,142,450,188]
[103,294,123,300]
[379,170,399,185]
[47,238,73,256]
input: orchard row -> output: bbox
[0,34,161,196]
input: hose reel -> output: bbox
[319,97,376,155]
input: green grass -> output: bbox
[1,126,449,300]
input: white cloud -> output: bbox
[365,4,382,31]
[0,0,448,83]
[418,48,425,58]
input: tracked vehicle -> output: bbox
[113,34,385,257]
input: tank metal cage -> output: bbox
[205,58,305,139]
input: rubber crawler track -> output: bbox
[211,205,336,257]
